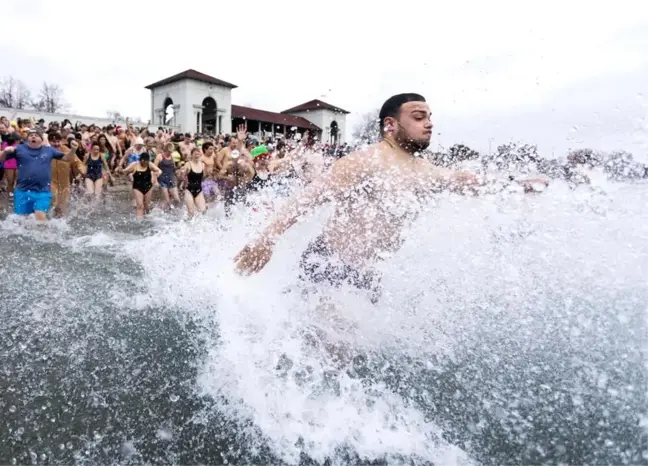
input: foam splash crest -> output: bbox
[108,171,646,463]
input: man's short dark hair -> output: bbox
[47,130,62,141]
[378,93,426,136]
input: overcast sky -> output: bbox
[3,0,647,158]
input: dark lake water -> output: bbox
[1,181,646,465]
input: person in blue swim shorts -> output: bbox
[0,129,79,222]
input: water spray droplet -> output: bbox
[169,394,179,402]
[156,428,173,441]
[121,441,137,457]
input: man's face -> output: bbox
[255,157,269,171]
[229,137,238,149]
[205,146,214,156]
[388,101,434,152]
[51,138,62,149]
[27,133,42,147]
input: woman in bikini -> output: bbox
[84,141,114,199]
[117,151,161,218]
[154,142,181,210]
[179,147,207,216]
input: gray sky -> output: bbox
[3,0,647,158]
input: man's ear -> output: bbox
[384,116,396,133]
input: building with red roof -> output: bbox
[146,70,349,142]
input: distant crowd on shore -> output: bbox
[0,115,645,223]
[0,116,354,220]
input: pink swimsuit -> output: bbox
[1,142,17,169]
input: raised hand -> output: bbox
[236,123,248,142]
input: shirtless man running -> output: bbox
[235,93,547,300]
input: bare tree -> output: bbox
[0,76,32,109]
[31,82,68,113]
[351,109,381,144]
[106,110,124,122]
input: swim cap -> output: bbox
[250,145,269,160]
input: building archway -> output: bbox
[330,120,339,144]
[202,97,217,135]
[163,97,174,126]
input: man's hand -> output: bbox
[234,239,274,275]
[4,146,16,154]
[236,123,247,143]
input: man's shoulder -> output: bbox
[338,143,389,171]
[14,143,30,155]
[337,144,379,162]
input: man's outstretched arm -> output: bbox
[260,152,367,244]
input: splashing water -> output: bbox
[1,176,646,464]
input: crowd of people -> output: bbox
[0,115,353,221]
[0,110,644,225]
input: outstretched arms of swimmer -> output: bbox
[419,160,548,195]
[234,148,550,274]
[0,140,79,162]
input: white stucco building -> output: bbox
[146,69,349,143]
[280,99,349,144]
[146,69,234,136]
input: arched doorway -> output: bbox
[163,97,174,126]
[330,120,339,144]
[202,97,217,135]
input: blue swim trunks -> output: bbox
[14,189,52,215]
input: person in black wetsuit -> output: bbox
[118,151,161,218]
[179,147,207,216]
